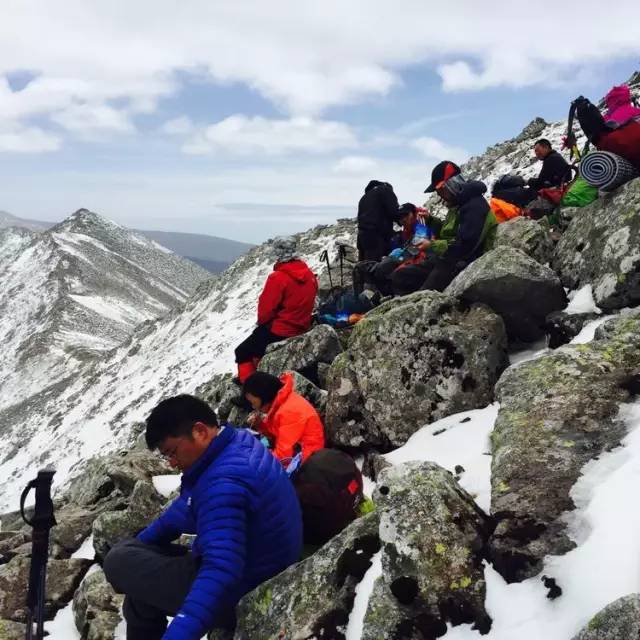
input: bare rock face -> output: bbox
[325,291,508,451]
[446,247,567,343]
[73,568,124,640]
[489,311,640,582]
[361,462,491,639]
[494,217,554,265]
[553,178,640,311]
[571,594,640,639]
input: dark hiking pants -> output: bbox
[391,258,464,296]
[103,539,234,640]
[234,323,285,364]
[357,232,389,262]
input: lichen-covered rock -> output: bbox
[489,311,640,582]
[92,480,165,559]
[572,594,640,639]
[553,178,640,310]
[0,555,91,621]
[494,217,554,265]
[259,325,343,388]
[361,462,491,639]
[325,291,508,450]
[545,310,600,348]
[51,504,97,555]
[73,568,124,640]
[446,247,567,342]
[195,372,250,424]
[0,619,25,639]
[231,512,380,640]
[66,448,171,508]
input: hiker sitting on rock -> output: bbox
[103,395,302,640]
[243,371,325,467]
[390,161,497,296]
[527,139,572,191]
[234,236,318,384]
[356,180,400,262]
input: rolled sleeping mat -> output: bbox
[580,151,639,192]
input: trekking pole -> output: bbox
[21,468,56,640]
[320,249,334,289]
[338,245,346,288]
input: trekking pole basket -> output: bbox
[21,468,56,640]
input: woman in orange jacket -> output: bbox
[243,371,325,465]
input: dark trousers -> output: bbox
[357,231,389,262]
[104,539,235,640]
[391,258,464,296]
[234,324,285,364]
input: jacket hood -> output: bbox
[364,180,391,193]
[606,85,632,111]
[274,259,314,284]
[453,180,487,205]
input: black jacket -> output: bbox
[357,181,399,241]
[528,150,572,190]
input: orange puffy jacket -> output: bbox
[489,197,522,223]
[256,373,325,464]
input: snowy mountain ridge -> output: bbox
[0,209,211,417]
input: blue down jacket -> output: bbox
[137,426,302,640]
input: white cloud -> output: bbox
[333,155,378,175]
[183,115,357,155]
[161,116,194,135]
[0,123,61,153]
[51,103,135,137]
[412,136,469,164]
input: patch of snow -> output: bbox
[345,551,382,640]
[565,285,601,315]
[384,405,499,513]
[152,474,181,498]
[569,315,616,345]
[44,599,81,639]
[508,338,549,366]
[71,535,95,560]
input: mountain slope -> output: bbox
[0,209,211,416]
[0,220,354,510]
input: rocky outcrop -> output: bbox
[73,568,124,640]
[545,310,600,348]
[0,555,91,621]
[92,480,165,559]
[553,179,640,310]
[0,619,25,639]
[494,217,554,265]
[572,594,640,639]
[258,325,343,387]
[230,512,380,639]
[489,311,640,582]
[361,462,491,639]
[446,247,567,342]
[326,291,508,451]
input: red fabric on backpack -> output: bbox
[596,120,640,171]
[538,186,569,205]
[257,260,318,337]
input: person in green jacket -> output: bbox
[391,161,497,295]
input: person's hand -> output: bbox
[246,411,259,428]
[415,239,431,250]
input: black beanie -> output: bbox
[243,372,284,405]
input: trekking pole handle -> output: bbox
[20,468,56,528]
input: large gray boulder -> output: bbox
[259,324,343,388]
[553,178,640,310]
[361,462,491,639]
[446,247,567,342]
[73,568,124,640]
[325,291,508,451]
[494,217,554,265]
[230,512,380,640]
[92,480,165,559]
[0,555,91,621]
[572,594,640,639]
[489,311,640,582]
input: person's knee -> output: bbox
[103,538,140,592]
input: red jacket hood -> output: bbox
[274,259,315,284]
[606,85,632,111]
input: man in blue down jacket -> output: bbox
[103,394,302,640]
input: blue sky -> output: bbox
[0,2,639,242]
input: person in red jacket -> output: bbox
[234,237,318,383]
[243,371,325,465]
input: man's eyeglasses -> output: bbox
[159,444,179,461]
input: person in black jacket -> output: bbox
[356,180,399,261]
[527,139,572,190]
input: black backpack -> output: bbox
[293,449,363,545]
